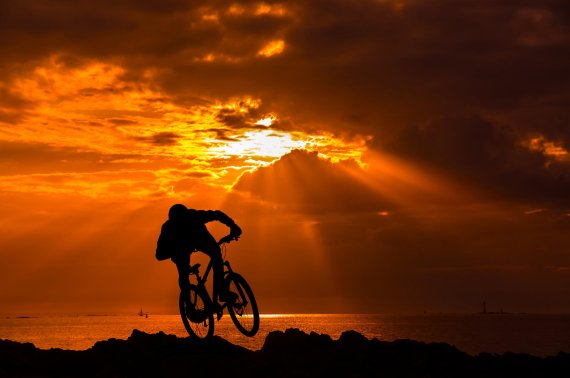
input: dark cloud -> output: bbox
[148,0,570,127]
[205,128,238,141]
[134,131,181,146]
[0,0,288,72]
[377,115,570,205]
[215,106,262,129]
[2,0,569,122]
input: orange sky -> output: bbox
[1,0,569,315]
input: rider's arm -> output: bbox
[196,210,242,238]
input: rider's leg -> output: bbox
[195,232,226,303]
[202,243,224,303]
[172,252,191,298]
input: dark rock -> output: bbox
[261,328,334,354]
[1,329,570,377]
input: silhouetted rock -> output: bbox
[1,328,570,377]
[262,328,334,354]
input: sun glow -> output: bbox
[210,130,306,160]
[255,116,276,127]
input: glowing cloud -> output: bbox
[0,57,368,197]
[255,3,288,16]
[528,136,569,161]
[257,40,285,57]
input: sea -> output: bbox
[1,313,570,357]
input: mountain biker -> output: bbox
[156,204,242,308]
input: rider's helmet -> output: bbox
[168,203,187,221]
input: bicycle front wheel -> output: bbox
[179,284,214,340]
[226,273,260,337]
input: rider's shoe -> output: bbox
[218,291,238,303]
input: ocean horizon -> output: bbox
[2,313,569,357]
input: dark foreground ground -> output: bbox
[1,328,570,377]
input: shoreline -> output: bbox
[1,328,570,377]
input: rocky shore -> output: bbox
[1,328,569,377]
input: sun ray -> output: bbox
[338,150,472,209]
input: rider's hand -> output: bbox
[230,224,242,239]
[219,234,235,244]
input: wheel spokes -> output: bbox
[180,285,215,340]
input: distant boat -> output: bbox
[138,308,149,318]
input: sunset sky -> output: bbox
[1,0,569,315]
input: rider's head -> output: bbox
[168,204,187,221]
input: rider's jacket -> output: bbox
[156,209,237,261]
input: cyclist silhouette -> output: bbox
[156,204,242,307]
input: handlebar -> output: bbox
[218,235,239,245]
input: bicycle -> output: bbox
[179,236,260,340]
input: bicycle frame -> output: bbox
[190,256,234,287]
[188,246,236,315]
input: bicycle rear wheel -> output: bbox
[226,273,259,337]
[179,284,214,340]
